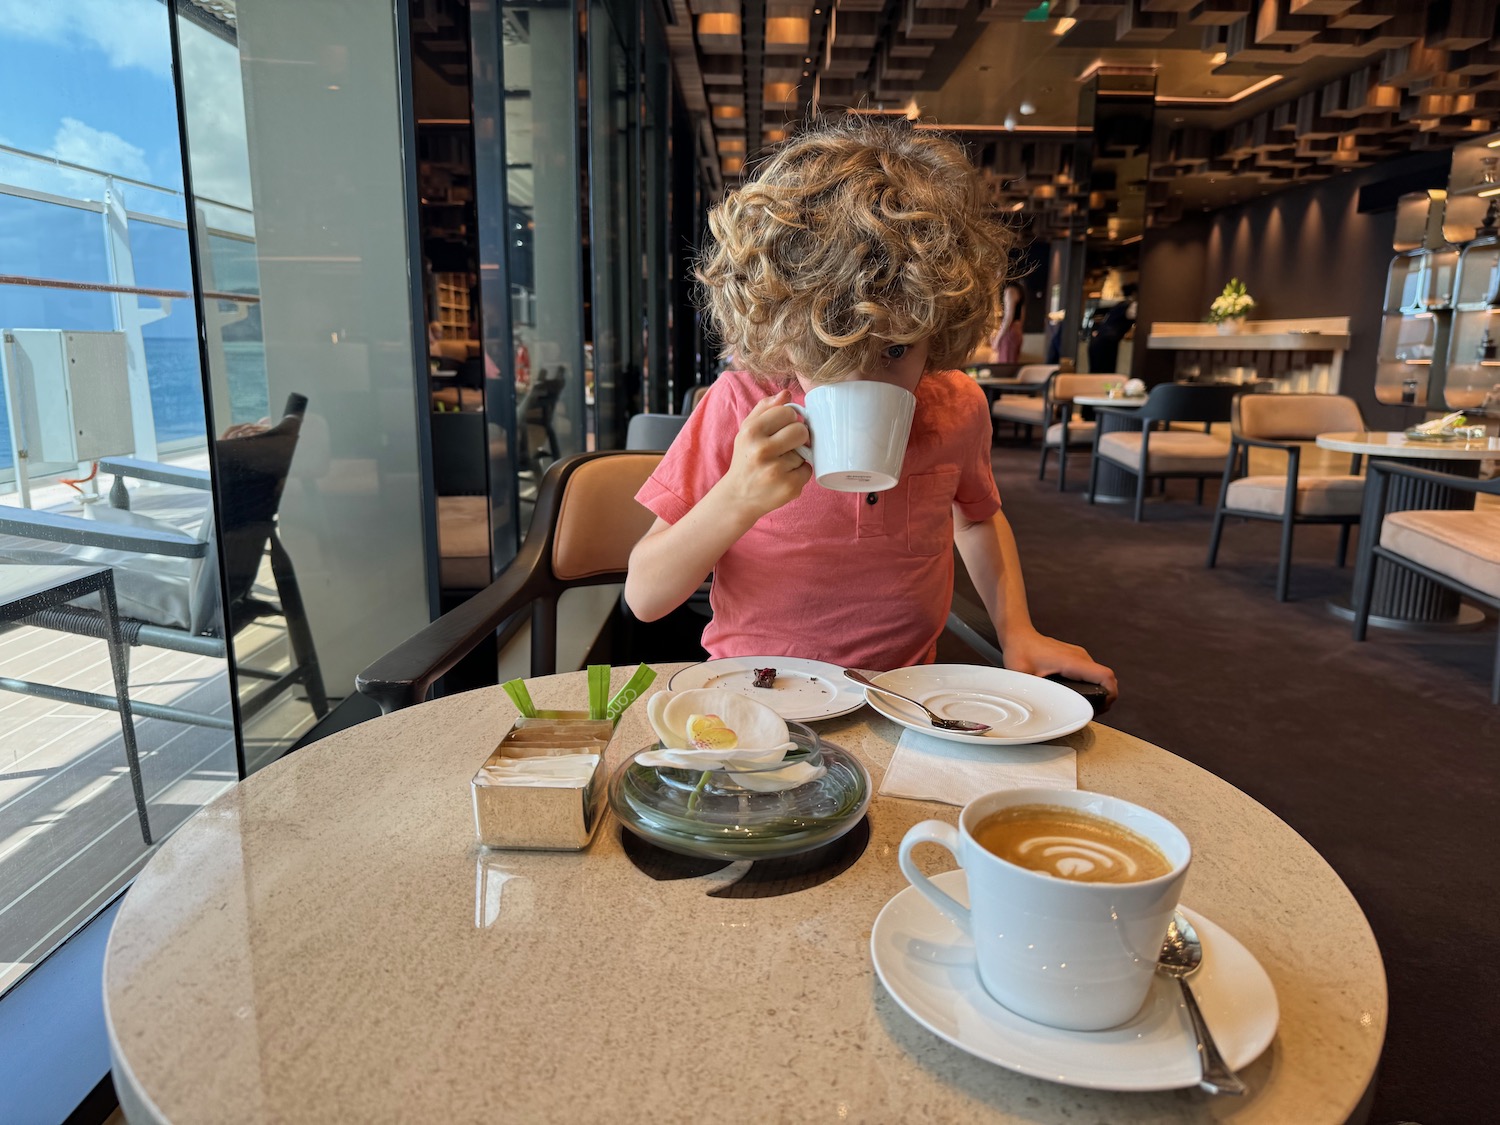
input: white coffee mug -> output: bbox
[898,787,1191,1031]
[788,381,916,492]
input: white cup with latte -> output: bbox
[789,380,916,492]
[898,787,1191,1031]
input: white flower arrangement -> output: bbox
[1208,278,1255,324]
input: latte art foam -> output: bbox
[1014,836,1150,881]
[973,805,1172,884]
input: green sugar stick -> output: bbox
[588,664,612,720]
[606,664,657,724]
[502,678,537,718]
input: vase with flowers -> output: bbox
[1209,278,1255,335]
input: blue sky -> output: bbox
[0,0,184,188]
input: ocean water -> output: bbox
[0,336,269,471]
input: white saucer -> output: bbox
[667,657,866,722]
[865,665,1093,746]
[870,870,1278,1091]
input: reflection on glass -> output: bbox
[489,2,585,526]
[588,0,638,449]
[0,0,233,999]
[1078,81,1151,378]
[174,0,431,774]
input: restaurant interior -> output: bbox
[1,0,1498,1122]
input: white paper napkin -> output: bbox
[878,729,1076,807]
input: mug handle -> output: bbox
[786,402,813,463]
[897,820,971,933]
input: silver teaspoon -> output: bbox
[842,669,991,733]
[1156,911,1247,1096]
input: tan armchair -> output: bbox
[1088,382,1241,521]
[1206,393,1365,601]
[1038,373,1120,490]
[990,364,1059,442]
[1353,462,1500,703]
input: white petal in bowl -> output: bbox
[659,689,790,751]
[646,691,685,750]
[634,743,795,770]
[728,760,827,792]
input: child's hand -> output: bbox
[718,391,813,520]
[1002,629,1119,708]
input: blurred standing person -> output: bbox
[990,279,1026,363]
[1087,283,1136,374]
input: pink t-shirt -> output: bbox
[635,369,1002,670]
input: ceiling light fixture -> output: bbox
[1019,100,1035,116]
[1004,113,1017,131]
[1156,75,1284,105]
[1077,60,1158,82]
[1052,17,1076,35]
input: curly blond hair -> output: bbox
[696,117,1015,386]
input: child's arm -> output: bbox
[953,509,1119,703]
[625,392,811,622]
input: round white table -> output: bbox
[1074,395,1147,502]
[1316,430,1497,628]
[104,667,1386,1125]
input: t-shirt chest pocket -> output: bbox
[906,468,961,556]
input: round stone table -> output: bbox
[104,666,1386,1124]
[1316,430,1497,629]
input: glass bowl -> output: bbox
[608,722,871,861]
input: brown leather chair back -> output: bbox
[1052,374,1118,403]
[552,453,662,581]
[1236,393,1364,441]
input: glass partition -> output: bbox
[173,0,434,772]
[485,0,588,527]
[0,0,233,998]
[588,0,639,449]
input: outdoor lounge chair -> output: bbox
[0,394,329,730]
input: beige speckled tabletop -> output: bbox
[104,666,1385,1124]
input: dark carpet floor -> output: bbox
[966,443,1499,1125]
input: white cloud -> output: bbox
[50,118,153,183]
[179,18,254,214]
[0,0,173,78]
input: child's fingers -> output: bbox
[745,390,791,419]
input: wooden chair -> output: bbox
[1087,383,1241,521]
[1352,462,1500,704]
[1038,373,1119,491]
[1206,393,1366,601]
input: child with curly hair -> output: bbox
[625,118,1116,700]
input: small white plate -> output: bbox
[871,871,1279,1092]
[865,665,1093,746]
[667,657,866,722]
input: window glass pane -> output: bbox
[175,0,433,772]
[127,220,194,294]
[587,0,633,448]
[0,0,232,1000]
[0,196,111,284]
[494,2,586,530]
